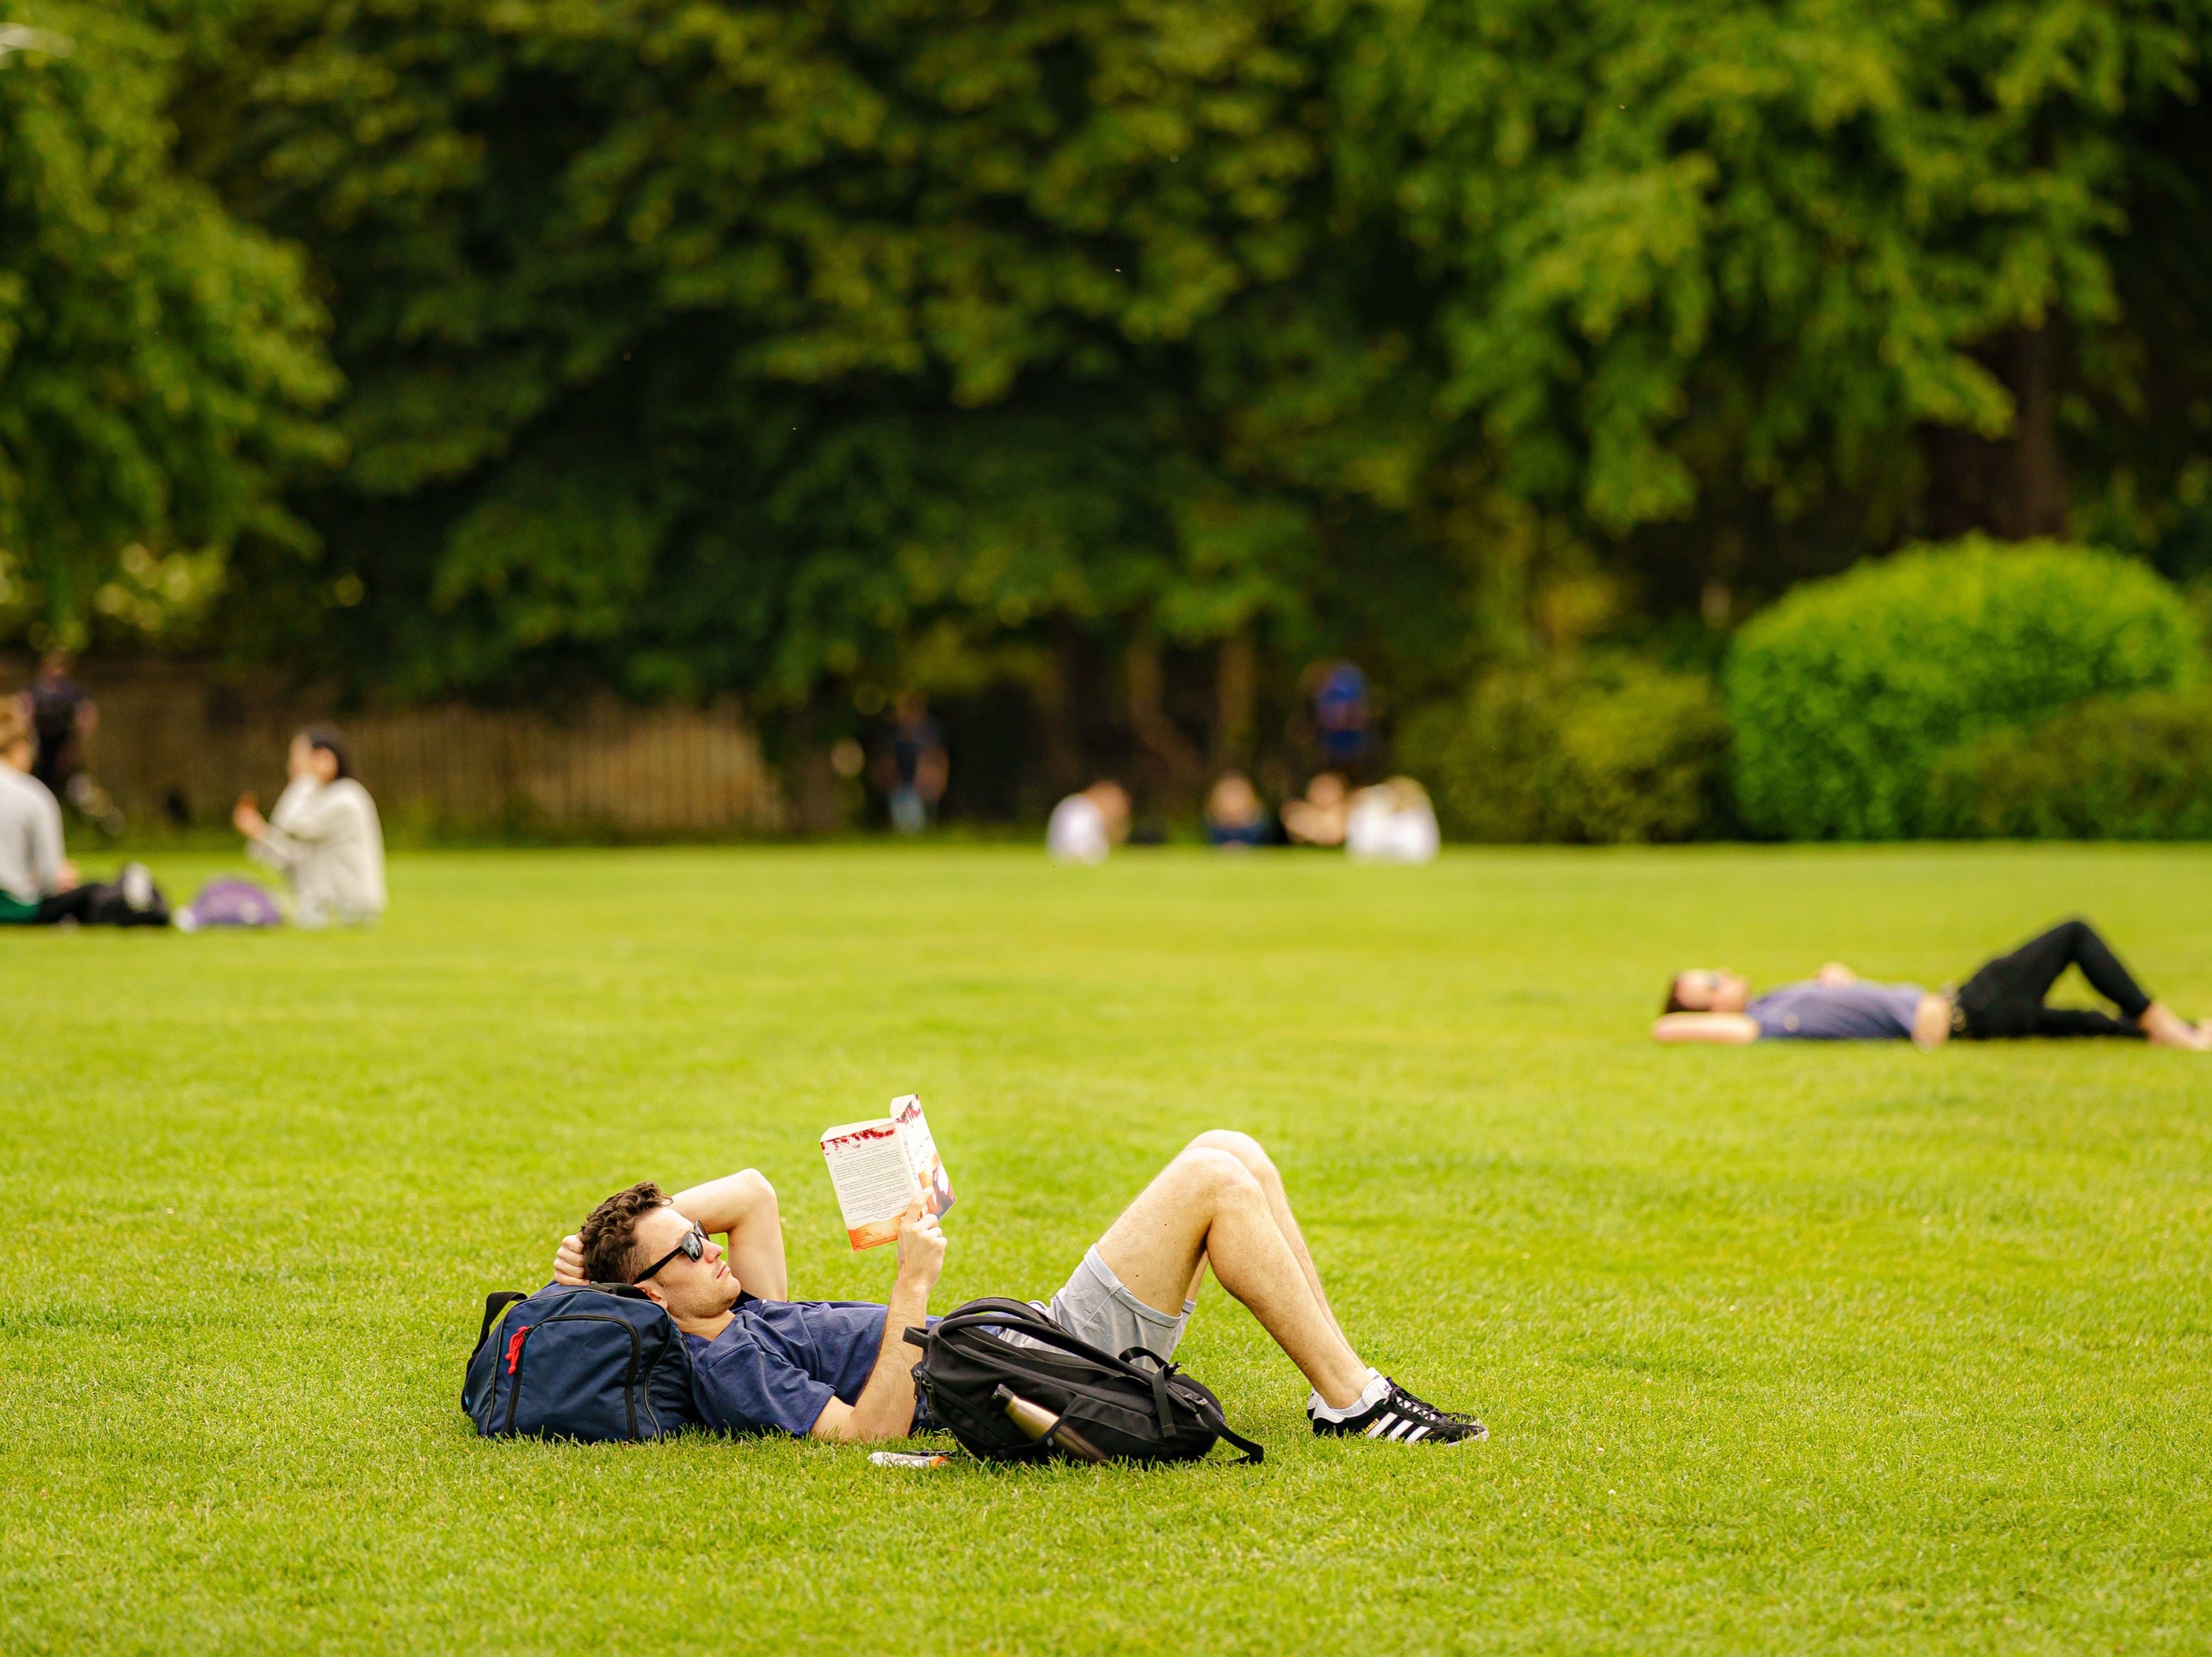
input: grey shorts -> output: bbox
[1029,1246,1194,1362]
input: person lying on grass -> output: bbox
[552,1130,1486,1447]
[1654,917,2211,1049]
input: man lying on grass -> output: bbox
[1654,917,2211,1049]
[552,1130,1486,1447]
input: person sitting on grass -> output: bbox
[1653,918,2211,1049]
[552,1130,1487,1447]
[232,727,386,927]
[0,696,165,928]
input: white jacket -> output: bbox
[250,775,387,925]
[0,763,65,903]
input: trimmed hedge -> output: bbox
[1929,691,2212,839]
[1401,657,1729,843]
[1726,538,2201,840]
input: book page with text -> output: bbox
[822,1122,916,1249]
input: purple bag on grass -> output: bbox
[180,878,285,931]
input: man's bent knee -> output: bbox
[1175,1145,1263,1201]
[1186,1130,1275,1178]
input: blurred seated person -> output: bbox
[1047,779,1130,865]
[1345,777,1439,864]
[0,696,165,926]
[233,726,387,926]
[1653,918,2209,1049]
[1204,772,1270,849]
[1282,772,1350,848]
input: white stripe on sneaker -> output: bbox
[1405,1424,1429,1443]
[1388,1419,1415,1440]
[1363,1413,1396,1439]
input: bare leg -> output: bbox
[2142,1001,2212,1050]
[1093,1138,1369,1407]
[1185,1130,1350,1345]
[672,1169,790,1301]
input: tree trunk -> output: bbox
[1212,627,1255,774]
[1125,629,1204,799]
[1040,618,1086,797]
[1926,324,2071,541]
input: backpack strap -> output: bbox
[1124,1350,1265,1467]
[472,1291,528,1362]
[1192,1396,1265,1466]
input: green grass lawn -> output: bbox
[5,843,2210,1653]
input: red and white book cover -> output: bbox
[819,1095,956,1250]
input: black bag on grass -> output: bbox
[462,1284,702,1442]
[904,1297,1263,1465]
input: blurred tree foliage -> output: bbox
[0,2,336,650]
[1401,655,1730,842]
[1929,688,2212,838]
[1727,538,2201,838]
[6,0,2208,811]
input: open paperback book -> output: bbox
[819,1095,956,1250]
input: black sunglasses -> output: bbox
[634,1220,707,1284]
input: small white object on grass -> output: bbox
[868,1450,951,1470]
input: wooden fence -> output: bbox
[16,662,786,836]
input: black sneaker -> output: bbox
[1309,1381,1486,1445]
[1388,1376,1486,1428]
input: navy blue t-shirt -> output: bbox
[687,1295,931,1437]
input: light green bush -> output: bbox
[1928,691,2212,839]
[1402,657,1729,843]
[1725,538,2201,840]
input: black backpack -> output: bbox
[903,1297,1263,1465]
[462,1284,702,1442]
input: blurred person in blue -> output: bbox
[1204,772,1272,848]
[231,726,386,926]
[0,695,165,926]
[1654,919,2210,1049]
[1047,779,1130,865]
[1311,661,1372,778]
[879,693,948,835]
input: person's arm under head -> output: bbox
[808,1201,944,1443]
[1651,1012,1761,1044]
[552,1167,790,1298]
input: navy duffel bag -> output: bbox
[462,1283,702,1442]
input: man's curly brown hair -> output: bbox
[578,1181,669,1284]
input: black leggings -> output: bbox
[1955,919,2152,1039]
[24,882,168,928]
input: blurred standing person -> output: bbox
[232,727,386,926]
[880,693,948,834]
[0,696,164,926]
[1047,780,1130,865]
[1311,662,1373,780]
[28,649,121,833]
[28,649,92,797]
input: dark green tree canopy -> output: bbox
[3,0,2204,805]
[0,1,335,648]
